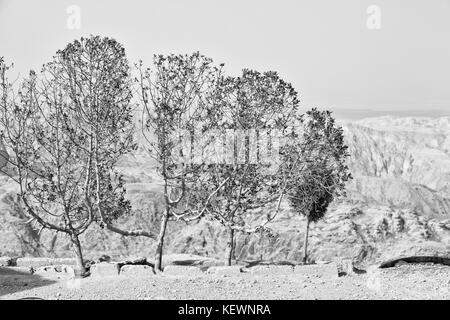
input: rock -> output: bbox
[119,257,148,266]
[98,254,112,263]
[206,266,243,275]
[120,265,155,276]
[0,256,14,267]
[84,259,95,269]
[16,258,52,267]
[378,242,450,268]
[335,258,355,275]
[53,258,77,266]
[381,256,450,268]
[395,260,409,267]
[293,262,339,280]
[342,259,355,275]
[34,266,56,273]
[33,265,75,279]
[15,257,77,267]
[244,265,294,275]
[163,265,204,276]
[63,265,76,277]
[89,262,120,277]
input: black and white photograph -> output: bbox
[0,0,449,306]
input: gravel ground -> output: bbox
[1,264,449,300]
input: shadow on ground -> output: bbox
[0,267,56,299]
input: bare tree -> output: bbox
[0,36,145,276]
[137,52,225,271]
[48,36,155,240]
[0,59,93,276]
[280,108,352,264]
[188,70,300,266]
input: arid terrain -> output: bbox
[1,261,449,300]
[1,116,450,300]
[1,0,449,303]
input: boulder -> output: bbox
[33,265,75,279]
[89,262,120,277]
[378,242,450,268]
[15,257,77,267]
[381,256,450,268]
[394,260,409,267]
[119,256,149,266]
[120,265,155,276]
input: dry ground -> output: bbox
[0,263,449,300]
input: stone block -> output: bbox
[16,258,52,267]
[120,265,155,276]
[90,262,120,277]
[15,257,77,267]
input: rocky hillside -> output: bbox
[343,116,450,218]
[167,202,450,267]
[1,116,449,265]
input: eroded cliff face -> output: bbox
[343,116,450,218]
[166,202,450,266]
[1,116,449,264]
[167,116,450,264]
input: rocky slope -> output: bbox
[343,116,450,219]
[169,116,450,265]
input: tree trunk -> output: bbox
[226,227,235,266]
[154,209,169,271]
[303,219,310,265]
[70,233,86,277]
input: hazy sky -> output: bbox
[1,0,450,115]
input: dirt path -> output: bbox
[1,264,449,300]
